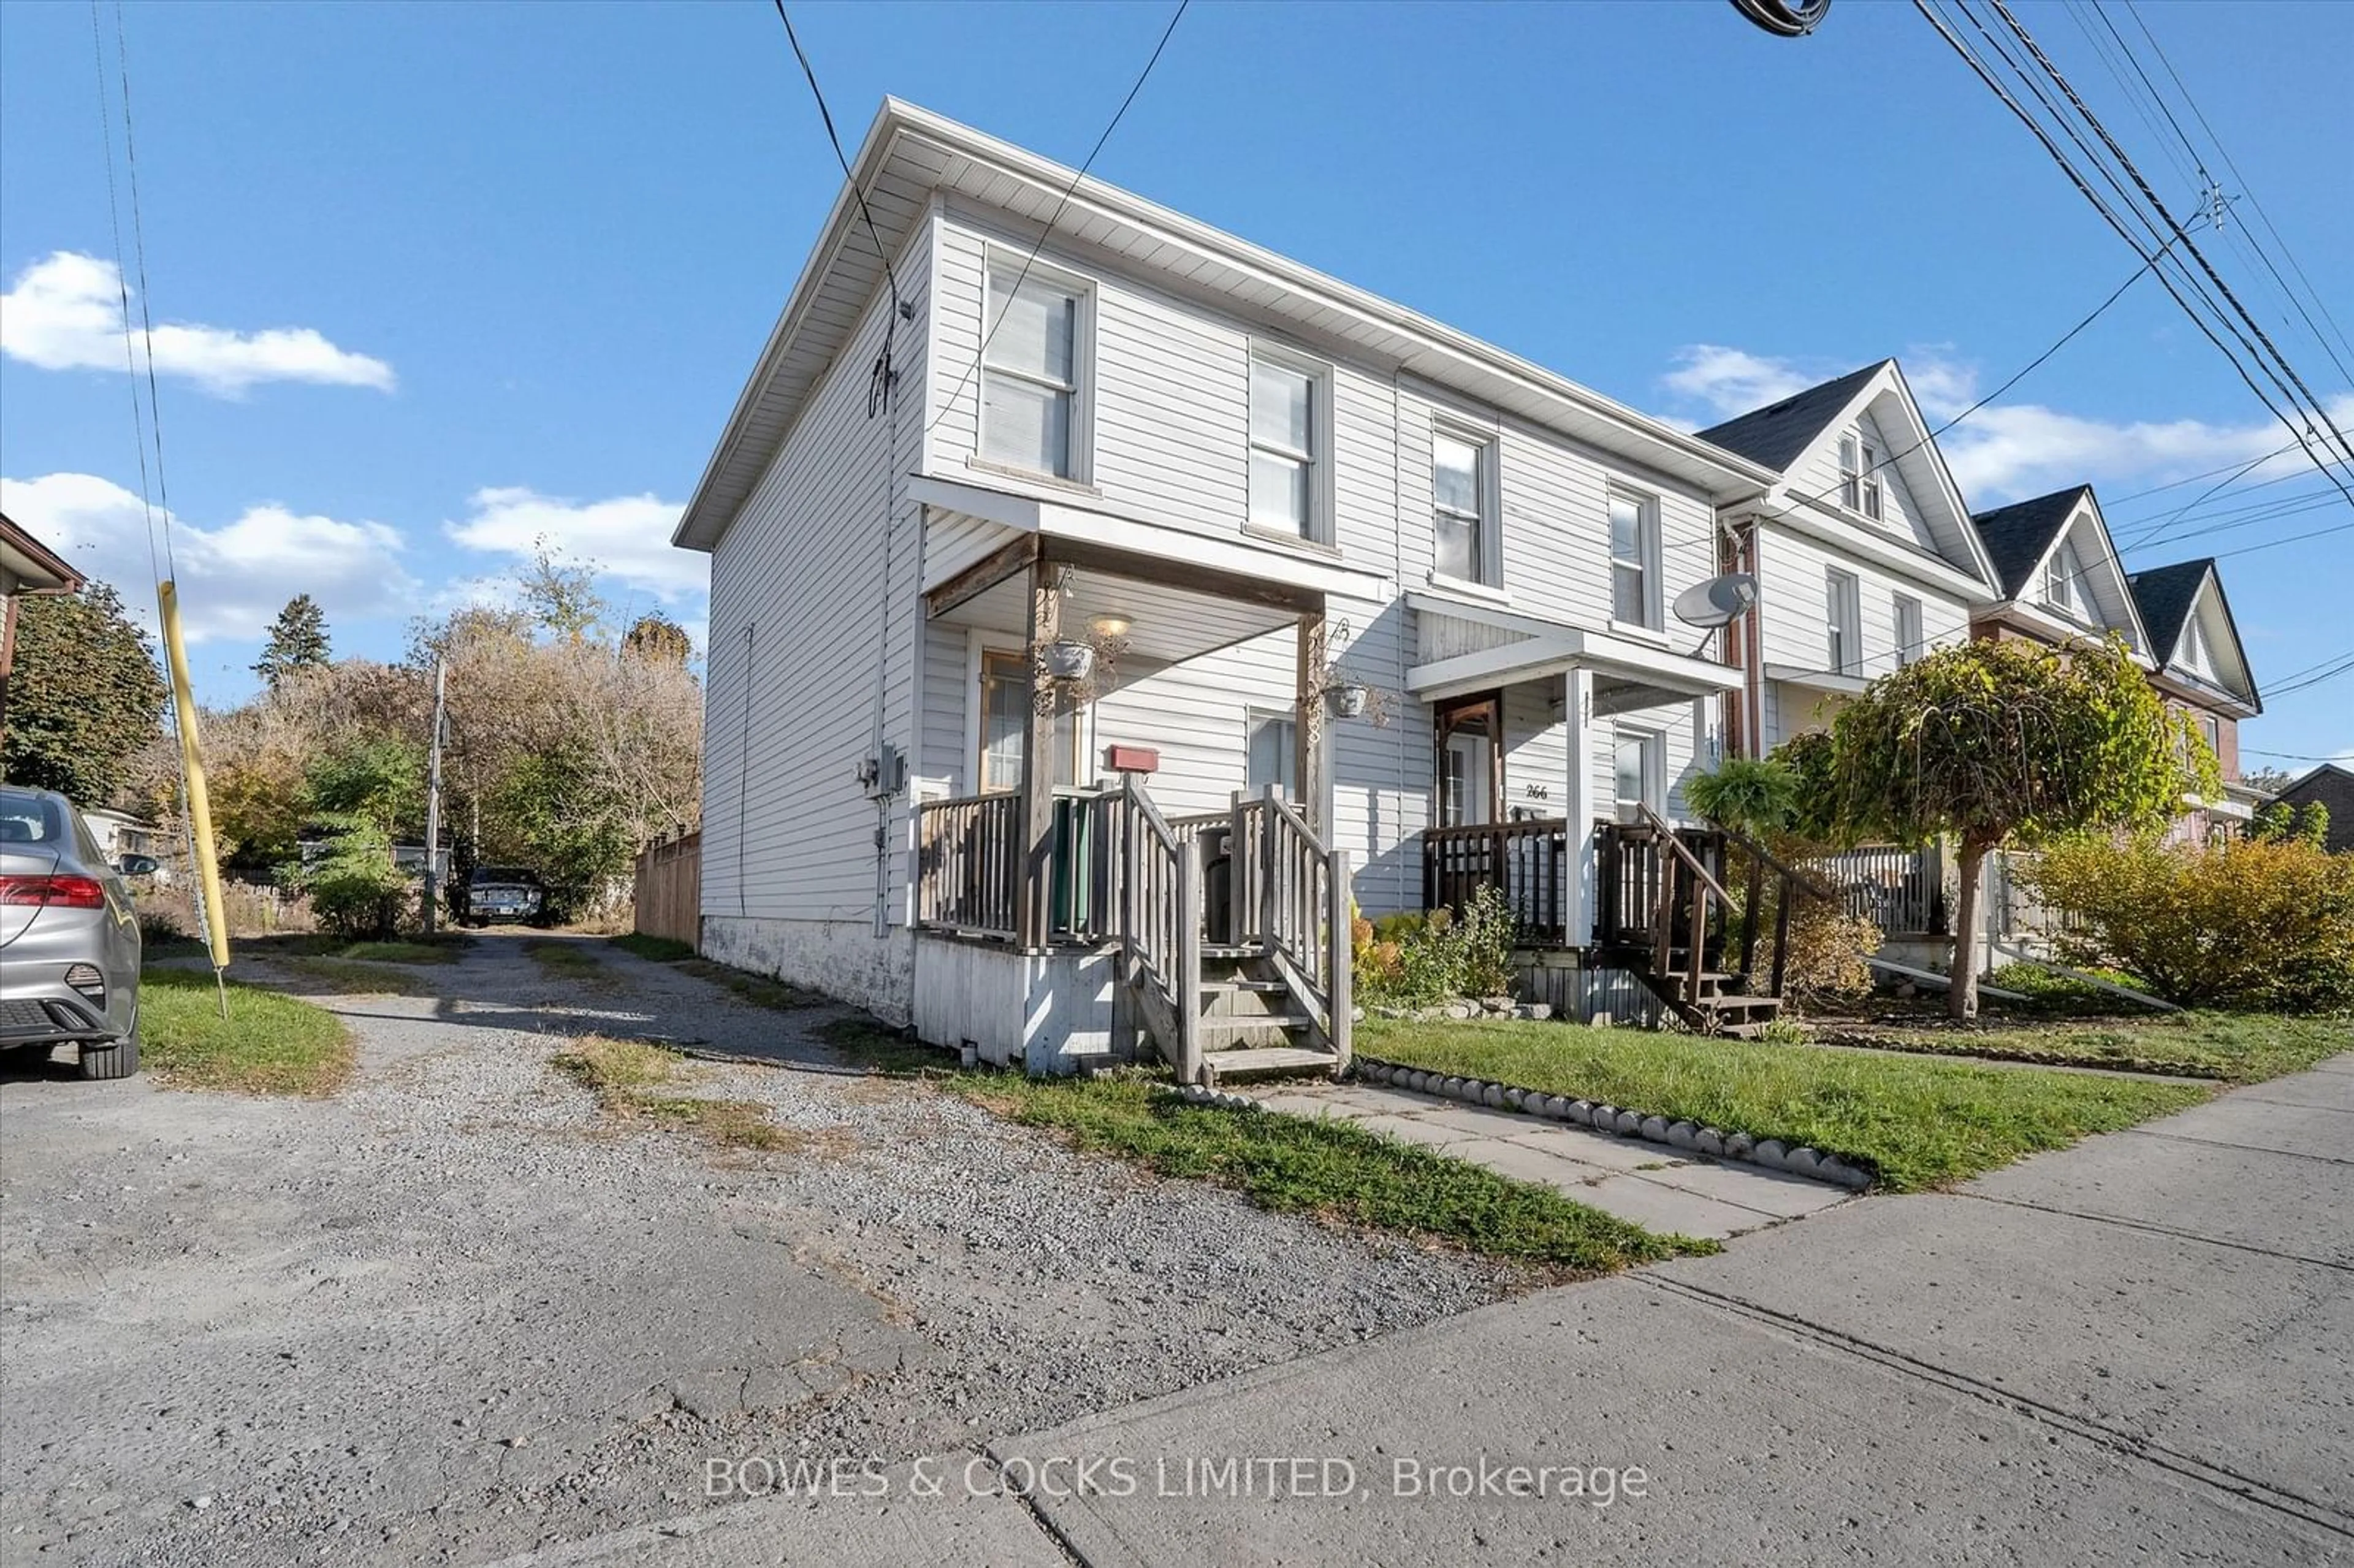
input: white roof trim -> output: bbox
[1764,664,1872,698]
[676,100,1776,552]
[1407,617,1740,704]
[907,474,1387,601]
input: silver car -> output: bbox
[1,786,142,1079]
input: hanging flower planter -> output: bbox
[1041,639,1096,682]
[1325,681,1371,719]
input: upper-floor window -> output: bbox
[1249,350,1327,542]
[1839,436,1862,510]
[1432,428,1496,586]
[1826,567,1862,676]
[1894,593,1924,668]
[2180,612,2214,677]
[1609,490,1659,628]
[1859,440,1884,521]
[2199,714,2221,763]
[2043,538,2086,618]
[981,257,1087,480]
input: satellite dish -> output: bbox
[1673,573,1759,630]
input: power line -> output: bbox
[2121,0,2354,386]
[2103,441,2296,504]
[2244,747,2353,762]
[1983,0,2354,473]
[107,0,178,579]
[2263,645,2354,686]
[1915,0,2354,514]
[770,3,912,418]
[2210,516,2354,562]
[927,0,1189,439]
[2120,487,2341,555]
[87,1,160,592]
[2263,654,2354,699]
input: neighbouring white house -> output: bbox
[672,102,1964,1078]
[1968,484,2155,661]
[1694,360,2000,756]
[2124,557,2266,837]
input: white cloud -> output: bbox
[1661,345,1820,419]
[0,251,394,397]
[444,486,704,611]
[1662,341,2336,506]
[0,472,417,644]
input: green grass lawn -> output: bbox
[1840,1012,2352,1083]
[1359,1017,2217,1193]
[820,1019,1710,1271]
[608,933,696,962]
[140,967,354,1095]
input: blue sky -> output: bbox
[2,1,2348,766]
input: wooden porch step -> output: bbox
[1691,994,1782,1016]
[1200,978,1291,995]
[1202,1045,1341,1081]
[1198,1013,1314,1035]
[1198,944,1263,960]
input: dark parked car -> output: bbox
[465,866,546,926]
[1,786,142,1079]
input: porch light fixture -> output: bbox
[1088,614,1132,639]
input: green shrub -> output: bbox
[1357,885,1517,1008]
[2022,834,2354,1011]
[283,813,410,939]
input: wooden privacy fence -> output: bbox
[633,831,702,948]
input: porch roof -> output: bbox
[1763,663,1872,698]
[1404,592,1739,706]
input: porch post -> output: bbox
[1294,609,1329,835]
[1563,669,1596,946]
[1016,558,1061,950]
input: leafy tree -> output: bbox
[253,594,331,688]
[2241,766,2295,796]
[1814,636,2212,1018]
[305,736,425,839]
[2250,799,2329,848]
[2,580,167,803]
[284,812,408,938]
[622,613,693,664]
[519,539,606,644]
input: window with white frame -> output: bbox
[1248,351,1326,542]
[2043,538,2087,618]
[1894,593,1924,668]
[978,650,1078,793]
[2180,612,2214,677]
[1431,428,1496,586]
[980,257,1086,479]
[1838,436,1862,510]
[2199,714,2221,764]
[1609,490,1659,628]
[1826,568,1862,675]
[1859,440,1884,521]
[1246,709,1298,799]
[1613,726,1663,816]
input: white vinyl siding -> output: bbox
[1754,522,1974,745]
[980,256,1086,479]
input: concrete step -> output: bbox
[1202,1045,1341,1082]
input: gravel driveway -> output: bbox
[1,934,1521,1566]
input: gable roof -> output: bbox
[1971,486,2090,598]
[674,101,1775,552]
[2128,557,2263,712]
[1694,362,1890,472]
[2126,558,2208,654]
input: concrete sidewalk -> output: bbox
[1000,1052,2354,1565]
[1255,1079,1854,1238]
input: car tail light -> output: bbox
[65,964,105,1002]
[0,875,106,909]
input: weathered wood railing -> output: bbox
[1116,776,1199,1083]
[1712,820,1838,999]
[1422,818,1572,943]
[1595,817,1726,950]
[1634,803,1739,1007]
[1255,791,1351,1065]
[914,793,1022,938]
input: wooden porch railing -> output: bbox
[1116,777,1200,1083]
[914,793,1022,938]
[1805,842,1947,935]
[1422,818,1572,944]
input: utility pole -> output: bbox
[423,658,447,936]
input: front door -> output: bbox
[1434,694,1502,828]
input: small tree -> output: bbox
[2,580,167,802]
[1819,636,2211,1018]
[2251,799,2329,849]
[253,594,331,688]
[622,613,693,664]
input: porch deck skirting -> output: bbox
[1509,948,1669,1030]
[909,933,1129,1075]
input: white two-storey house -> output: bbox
[674,102,1848,1077]
[1696,361,2000,755]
